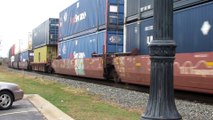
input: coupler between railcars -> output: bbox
[108,49,140,83]
[92,53,120,83]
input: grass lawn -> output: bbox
[0,66,141,120]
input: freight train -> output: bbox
[8,0,213,94]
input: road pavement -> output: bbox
[0,98,46,120]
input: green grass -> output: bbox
[0,67,141,120]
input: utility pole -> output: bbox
[141,0,182,120]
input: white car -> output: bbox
[0,82,24,110]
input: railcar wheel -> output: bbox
[0,91,13,110]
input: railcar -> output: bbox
[52,0,124,79]
[31,18,59,72]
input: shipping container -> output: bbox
[32,18,59,49]
[59,0,124,41]
[125,0,210,23]
[33,45,57,63]
[58,30,123,59]
[20,50,34,62]
[124,2,213,54]
[18,50,33,70]
[8,44,15,58]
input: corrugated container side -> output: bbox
[139,18,154,54]
[125,0,139,22]
[107,31,123,53]
[124,22,140,53]
[174,0,210,10]
[125,0,153,23]
[125,2,213,54]
[32,18,59,49]
[108,0,124,26]
[59,0,124,41]
[174,2,213,53]
[58,30,123,59]
[125,0,211,23]
[33,46,57,63]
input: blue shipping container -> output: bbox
[59,0,124,41]
[125,0,210,23]
[20,50,34,62]
[125,2,213,54]
[58,30,123,59]
[32,18,59,49]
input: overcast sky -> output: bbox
[0,0,77,57]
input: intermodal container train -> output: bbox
[8,44,33,70]
[8,0,213,94]
[52,0,124,78]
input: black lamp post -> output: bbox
[141,0,182,120]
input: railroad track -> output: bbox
[9,68,213,105]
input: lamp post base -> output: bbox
[141,40,182,120]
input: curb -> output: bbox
[25,94,74,120]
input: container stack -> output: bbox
[124,0,212,54]
[58,0,124,59]
[32,18,59,63]
[31,18,59,72]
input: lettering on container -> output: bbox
[140,5,152,12]
[71,12,87,24]
[145,25,153,31]
[76,2,80,8]
[109,35,121,44]
[147,35,153,45]
[64,12,68,22]
[110,5,118,13]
